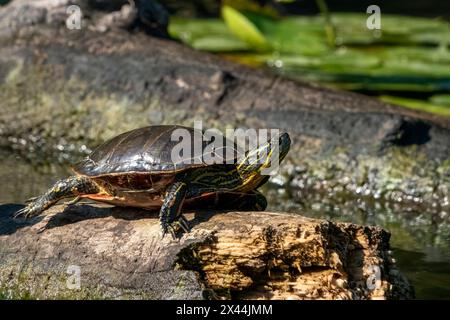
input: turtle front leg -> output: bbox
[14,176,99,219]
[160,181,189,237]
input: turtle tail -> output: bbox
[14,175,99,219]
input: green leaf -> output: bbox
[268,18,329,55]
[328,13,450,46]
[430,94,450,107]
[221,5,270,51]
[380,95,450,117]
[192,36,251,52]
[169,18,251,51]
[169,18,230,43]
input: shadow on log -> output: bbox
[0,203,413,299]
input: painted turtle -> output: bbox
[15,125,291,236]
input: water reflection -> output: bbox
[0,153,448,299]
[0,153,70,203]
[394,249,450,299]
[262,184,450,299]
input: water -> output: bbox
[263,186,450,299]
[0,152,449,299]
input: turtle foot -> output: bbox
[161,215,191,239]
[14,205,39,219]
[14,196,48,219]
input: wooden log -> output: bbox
[0,203,413,299]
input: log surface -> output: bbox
[0,203,413,299]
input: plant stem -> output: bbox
[315,0,336,47]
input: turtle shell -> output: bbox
[73,125,238,177]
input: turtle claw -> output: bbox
[25,196,38,204]
[161,216,190,239]
[14,197,47,220]
[13,205,37,219]
[13,207,28,219]
[169,227,177,240]
[177,216,190,233]
[161,225,177,240]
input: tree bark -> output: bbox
[0,203,413,299]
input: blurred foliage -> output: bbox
[380,96,450,116]
[222,0,280,18]
[169,8,450,116]
[221,5,271,50]
[430,94,450,106]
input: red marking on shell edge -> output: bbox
[81,194,115,201]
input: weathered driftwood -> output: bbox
[0,203,413,299]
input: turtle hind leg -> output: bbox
[199,190,267,211]
[14,176,99,219]
[159,181,189,238]
[236,190,267,211]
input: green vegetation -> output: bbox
[221,5,271,50]
[169,8,450,116]
[380,96,450,116]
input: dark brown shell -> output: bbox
[72,125,237,177]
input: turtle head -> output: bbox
[237,131,291,189]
